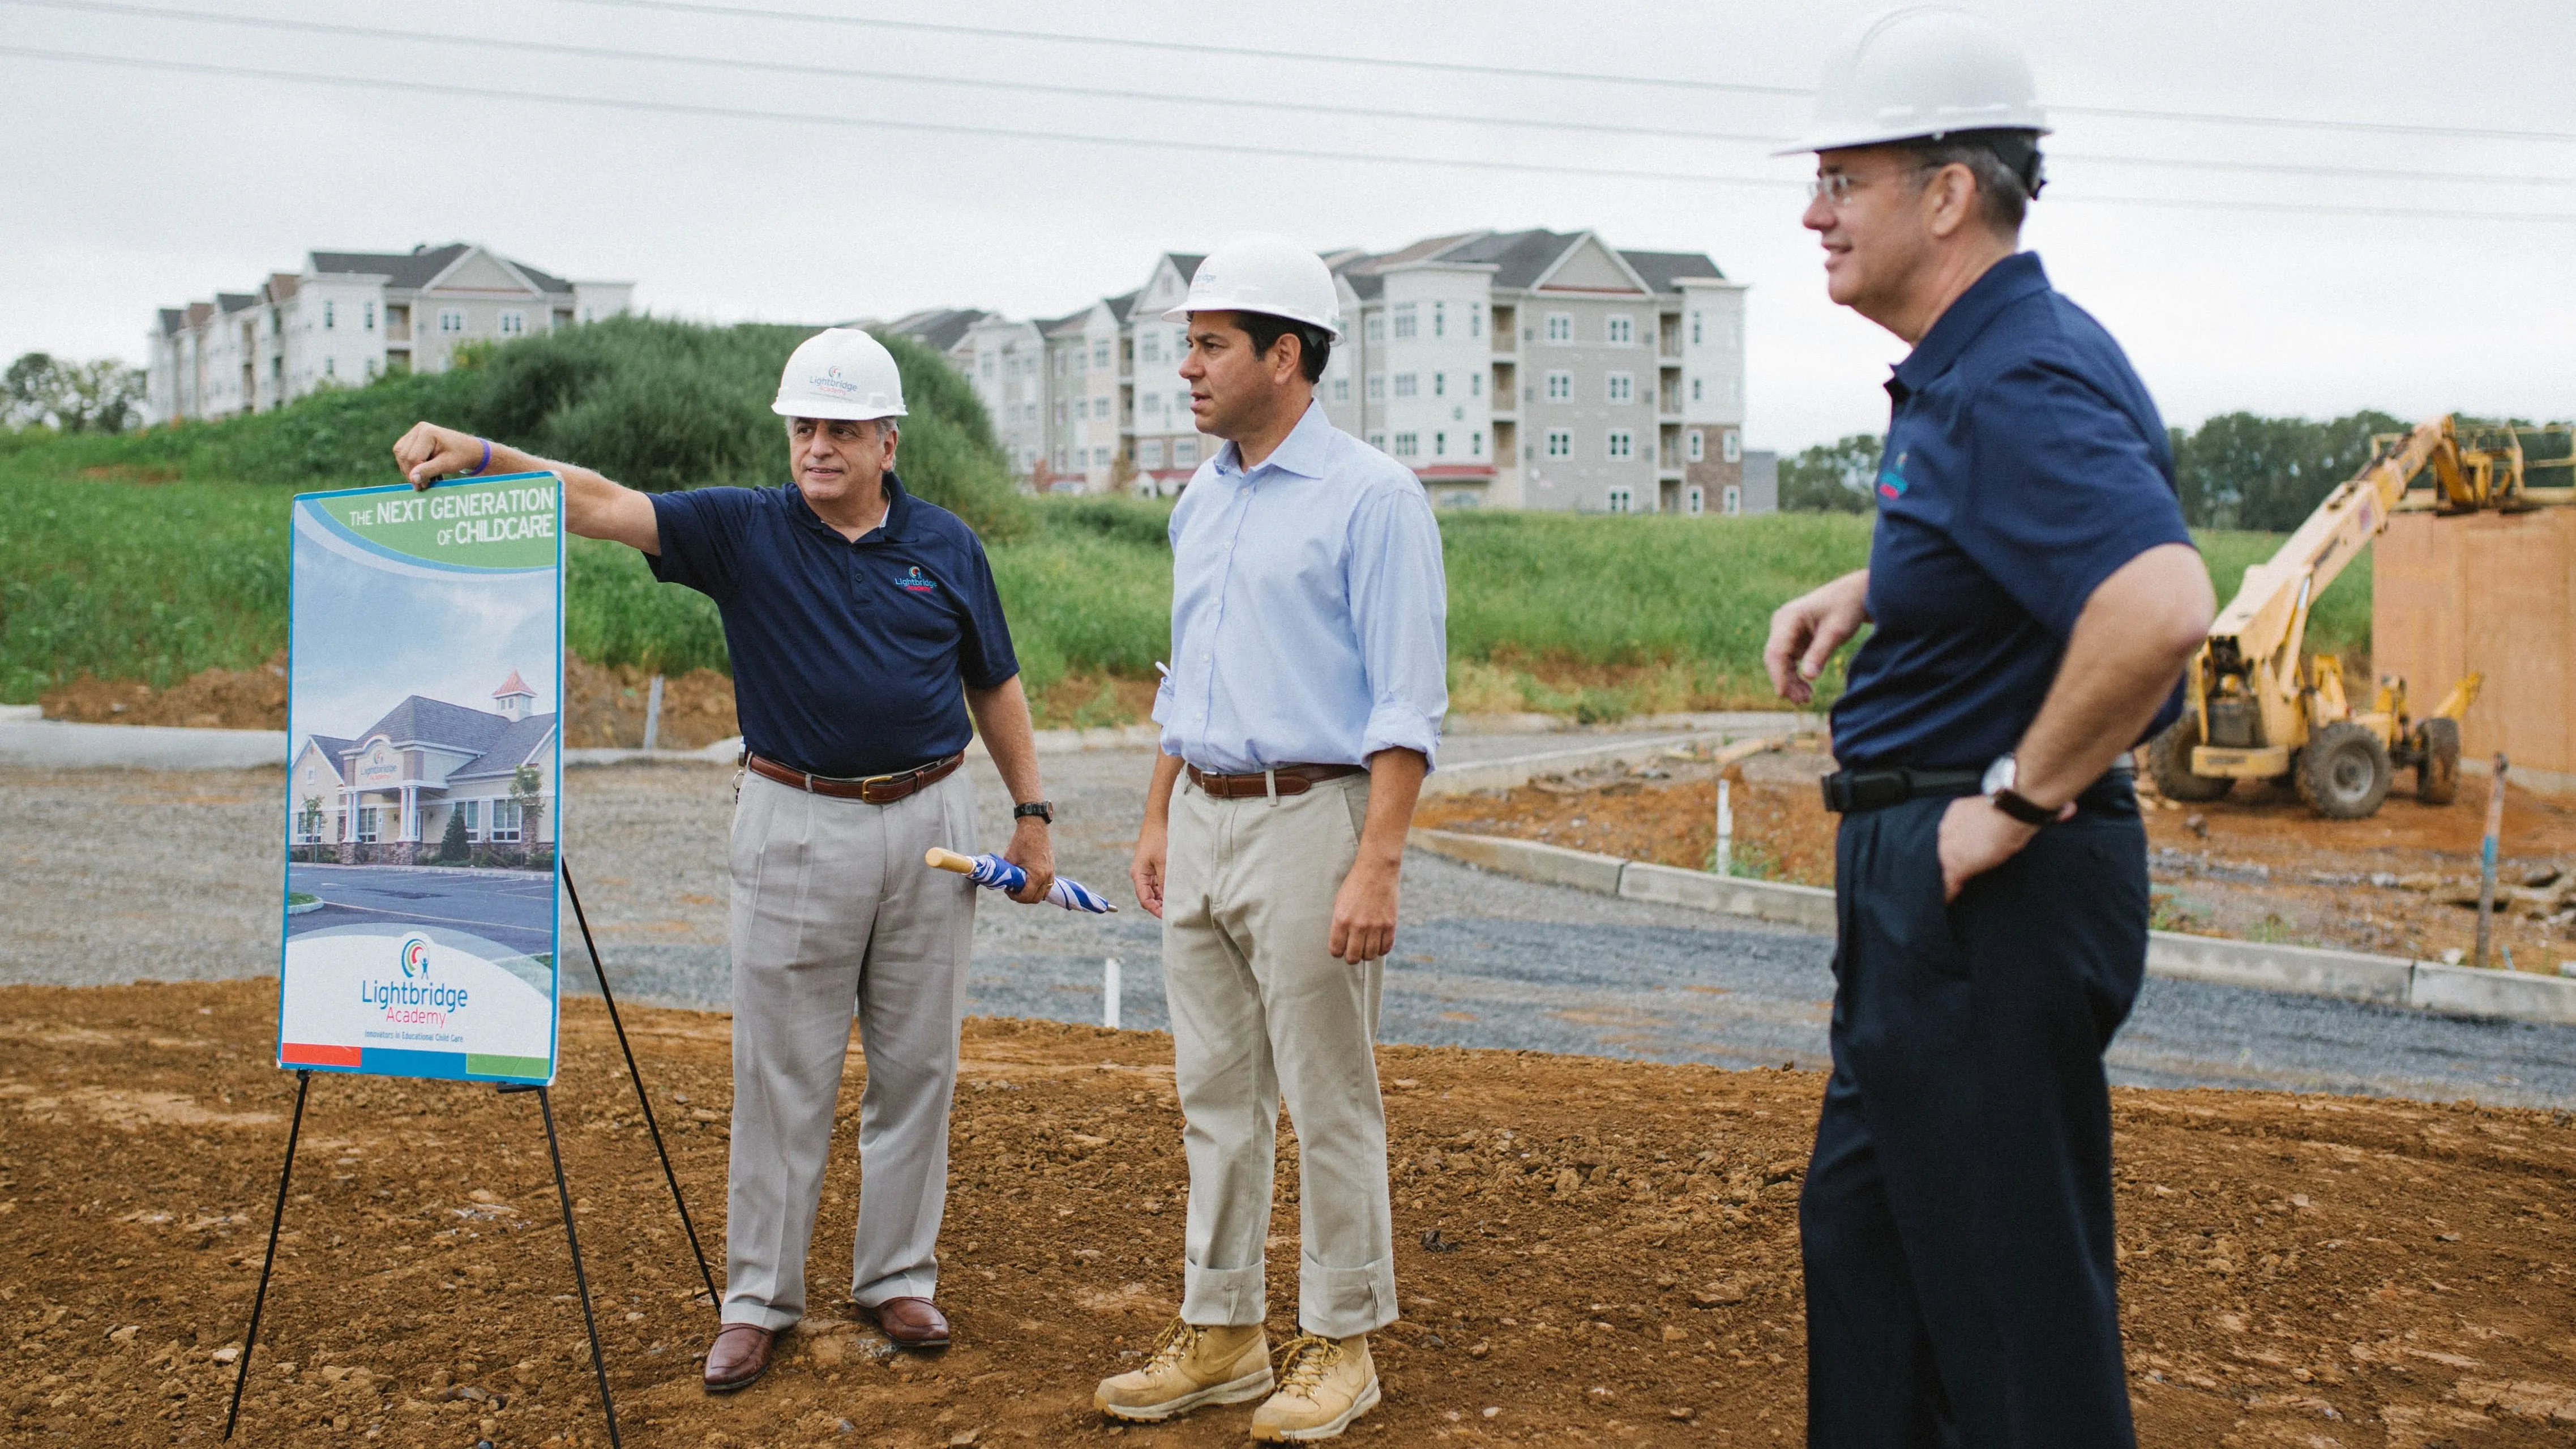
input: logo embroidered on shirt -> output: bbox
[1877,449,1910,499]
[897,565,939,593]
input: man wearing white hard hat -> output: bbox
[392,327,1060,1391]
[1093,234,1446,1442]
[1759,9,2214,1446]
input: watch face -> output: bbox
[1981,754,2017,796]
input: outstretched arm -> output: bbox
[393,422,660,554]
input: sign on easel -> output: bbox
[279,473,564,1085]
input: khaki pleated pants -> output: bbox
[1163,771,1399,1339]
[719,767,977,1331]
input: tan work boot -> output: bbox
[1250,1333,1379,1442]
[1094,1317,1273,1423]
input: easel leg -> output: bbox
[510,1082,623,1449]
[224,1067,311,1441]
[564,862,721,1313]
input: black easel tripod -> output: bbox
[224,865,720,1445]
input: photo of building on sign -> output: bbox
[278,476,563,1085]
[288,669,558,869]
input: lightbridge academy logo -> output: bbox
[1877,448,1911,501]
[898,565,939,594]
[399,935,431,978]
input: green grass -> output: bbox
[0,472,294,700]
[0,454,2380,717]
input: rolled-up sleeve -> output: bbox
[1346,486,1449,768]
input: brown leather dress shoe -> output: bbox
[863,1296,951,1349]
[703,1323,776,1393]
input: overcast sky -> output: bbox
[6,0,2570,451]
[290,509,554,752]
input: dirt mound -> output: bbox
[6,981,2573,1446]
[560,655,738,750]
[1420,748,2576,973]
[40,652,291,729]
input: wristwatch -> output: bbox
[1980,754,2058,827]
[1013,801,1054,825]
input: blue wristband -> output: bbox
[462,438,491,477]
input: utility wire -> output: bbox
[8,44,2576,225]
[13,0,2571,191]
[552,0,2576,146]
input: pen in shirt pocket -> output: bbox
[1155,661,1170,678]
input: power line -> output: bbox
[7,44,2575,226]
[14,0,2571,191]
[553,0,2576,146]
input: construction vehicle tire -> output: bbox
[2146,716,2232,802]
[2415,717,2461,805]
[2295,720,2393,819]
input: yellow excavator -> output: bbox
[2147,414,2574,819]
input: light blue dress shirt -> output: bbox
[1154,401,1449,775]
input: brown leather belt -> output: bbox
[745,750,963,804]
[1184,762,1365,800]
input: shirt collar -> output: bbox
[1886,251,2051,403]
[1213,400,1334,482]
[784,471,912,545]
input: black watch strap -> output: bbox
[1990,787,2057,826]
[1013,801,1054,824]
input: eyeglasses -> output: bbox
[1805,164,1934,208]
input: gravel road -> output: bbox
[7,749,2572,1108]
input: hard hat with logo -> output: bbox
[1777,6,2049,155]
[1163,233,1343,341]
[772,327,908,422]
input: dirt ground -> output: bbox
[6,981,2575,1448]
[1417,747,2576,975]
[37,659,1158,743]
[37,654,742,751]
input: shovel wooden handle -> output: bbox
[925,847,975,875]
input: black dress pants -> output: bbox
[1800,785,2147,1449]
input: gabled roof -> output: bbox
[448,714,559,784]
[297,735,355,786]
[216,292,260,315]
[311,244,468,290]
[493,669,534,700]
[264,272,301,302]
[309,243,576,296]
[1105,289,1139,324]
[1035,305,1092,336]
[883,306,988,354]
[1165,254,1205,283]
[348,696,517,760]
[159,308,187,337]
[1619,249,1725,292]
[1422,229,1573,290]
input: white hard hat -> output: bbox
[1163,233,1343,341]
[772,327,908,422]
[1777,6,2049,155]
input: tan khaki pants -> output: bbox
[720,768,977,1331]
[1163,771,1398,1339]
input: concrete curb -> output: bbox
[1423,719,1813,800]
[0,720,288,770]
[1408,827,2576,1028]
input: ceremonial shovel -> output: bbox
[926,847,1119,912]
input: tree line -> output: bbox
[1777,410,2572,530]
[5,353,146,434]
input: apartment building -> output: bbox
[944,228,1749,514]
[147,243,632,423]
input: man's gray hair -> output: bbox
[1905,130,2043,234]
[785,415,898,437]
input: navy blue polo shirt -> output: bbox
[647,473,1018,779]
[1830,253,2193,770]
